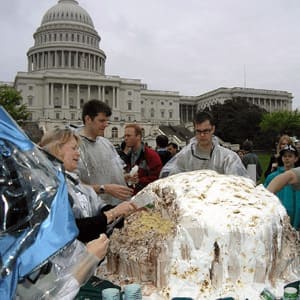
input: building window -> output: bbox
[55,112,60,119]
[150,108,155,118]
[169,111,173,119]
[112,127,118,138]
[141,100,144,104]
[141,107,145,118]
[141,128,145,138]
[71,113,75,120]
[28,86,33,90]
[128,101,132,110]
[54,97,61,108]
[128,91,132,96]
[161,110,165,118]
[27,96,33,106]
[169,102,173,106]
[69,98,74,108]
[161,101,164,105]
[80,98,84,108]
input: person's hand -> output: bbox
[124,173,139,186]
[105,184,134,201]
[114,201,137,217]
[86,234,109,261]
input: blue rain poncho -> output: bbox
[0,107,82,299]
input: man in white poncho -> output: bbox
[160,111,249,178]
[77,100,134,206]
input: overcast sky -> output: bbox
[1,0,300,109]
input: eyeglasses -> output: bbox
[194,128,212,135]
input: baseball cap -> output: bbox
[279,144,298,156]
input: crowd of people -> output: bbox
[2,100,299,298]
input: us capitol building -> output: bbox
[13,0,293,147]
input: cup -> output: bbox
[123,283,142,300]
[102,287,121,300]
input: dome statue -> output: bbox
[41,0,94,28]
[27,0,106,74]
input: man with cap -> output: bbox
[265,144,300,230]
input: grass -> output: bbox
[257,152,271,183]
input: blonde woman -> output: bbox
[40,128,136,243]
[264,135,294,178]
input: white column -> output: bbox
[112,86,116,108]
[32,54,36,71]
[55,51,58,68]
[41,52,45,69]
[115,87,119,108]
[62,50,65,67]
[87,85,91,100]
[102,86,105,102]
[75,52,78,68]
[62,84,65,107]
[77,84,80,109]
[50,83,54,106]
[45,83,49,107]
[98,86,101,100]
[66,84,69,107]
[28,56,31,72]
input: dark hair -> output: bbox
[156,135,169,148]
[242,139,253,151]
[193,111,215,126]
[120,140,126,151]
[82,99,112,123]
[168,142,178,150]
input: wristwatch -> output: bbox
[99,184,105,194]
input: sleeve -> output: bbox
[137,150,162,188]
[224,151,249,177]
[76,213,108,243]
[33,240,100,299]
[291,167,300,190]
[160,145,189,177]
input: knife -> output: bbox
[130,190,157,208]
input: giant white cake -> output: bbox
[106,170,300,299]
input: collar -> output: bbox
[79,127,97,142]
[65,171,80,185]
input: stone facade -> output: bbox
[13,0,293,147]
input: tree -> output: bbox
[260,110,300,136]
[207,99,266,147]
[0,85,29,124]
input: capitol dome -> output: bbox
[41,0,94,28]
[27,0,106,75]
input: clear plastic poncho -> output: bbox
[77,135,127,206]
[160,137,249,178]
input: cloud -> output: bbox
[1,0,300,109]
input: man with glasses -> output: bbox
[160,111,248,178]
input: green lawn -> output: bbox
[258,152,271,183]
